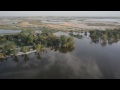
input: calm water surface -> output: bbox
[0,29,21,34]
[0,31,120,79]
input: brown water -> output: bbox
[0,32,120,79]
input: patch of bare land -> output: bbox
[0,16,120,31]
[17,22,32,27]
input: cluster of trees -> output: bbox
[60,35,74,48]
[0,30,75,59]
[0,43,17,58]
[0,35,7,43]
[89,29,120,46]
[21,46,29,54]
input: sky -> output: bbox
[0,11,120,17]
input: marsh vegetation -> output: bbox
[89,28,120,45]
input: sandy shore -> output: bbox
[17,50,36,56]
[3,50,37,58]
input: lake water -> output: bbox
[0,29,21,34]
[0,31,120,79]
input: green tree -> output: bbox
[20,31,27,38]
[3,43,16,56]
[34,44,42,53]
[13,48,18,56]
[60,35,67,43]
[28,34,34,45]
[67,36,74,42]
[60,35,74,48]
[0,53,4,58]
[21,46,29,54]
[102,34,107,42]
[34,36,38,42]
[0,36,7,43]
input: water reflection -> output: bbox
[0,46,75,62]
[13,56,19,63]
[84,31,87,36]
[0,31,120,79]
[36,53,41,60]
[59,47,74,53]
[24,55,29,62]
[50,46,75,53]
[0,58,4,62]
[89,30,120,46]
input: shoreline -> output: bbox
[2,50,37,59]
[2,48,49,59]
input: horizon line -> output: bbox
[0,16,120,17]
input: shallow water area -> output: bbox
[0,31,120,79]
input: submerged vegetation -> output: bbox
[89,29,120,46]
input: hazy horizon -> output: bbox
[0,11,120,17]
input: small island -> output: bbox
[0,30,75,59]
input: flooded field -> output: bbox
[0,16,120,79]
[0,31,120,79]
